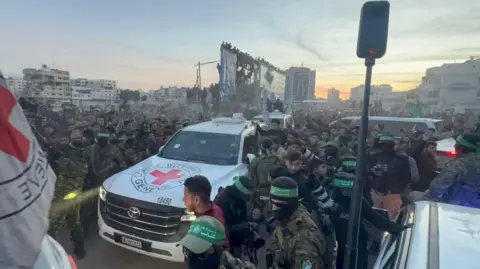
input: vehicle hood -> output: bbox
[437,137,456,152]
[103,155,245,208]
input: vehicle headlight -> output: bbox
[180,209,196,222]
[99,185,107,201]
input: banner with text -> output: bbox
[219,48,237,102]
[259,64,286,100]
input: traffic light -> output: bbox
[356,1,390,59]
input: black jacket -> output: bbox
[370,152,411,194]
[285,170,317,213]
[214,186,249,248]
[330,193,403,269]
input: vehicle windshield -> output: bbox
[158,131,240,166]
[337,119,432,136]
[368,120,430,135]
[252,116,285,125]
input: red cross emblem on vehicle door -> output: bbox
[0,86,31,163]
[150,169,183,185]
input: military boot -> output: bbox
[70,226,86,259]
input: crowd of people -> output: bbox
[19,96,480,269]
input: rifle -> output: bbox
[221,251,247,269]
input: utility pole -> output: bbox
[193,60,218,90]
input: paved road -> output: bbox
[57,226,376,269]
[56,227,186,269]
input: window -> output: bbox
[350,119,431,135]
[242,129,258,158]
[159,131,240,165]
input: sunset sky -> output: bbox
[2,0,479,99]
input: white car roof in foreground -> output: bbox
[182,116,249,135]
[341,116,442,123]
[252,110,286,120]
[407,201,480,269]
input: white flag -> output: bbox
[0,72,57,269]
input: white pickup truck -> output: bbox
[97,114,260,262]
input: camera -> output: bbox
[244,223,265,250]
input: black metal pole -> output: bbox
[343,56,375,269]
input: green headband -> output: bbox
[456,135,479,150]
[378,135,393,141]
[97,133,110,138]
[342,160,356,167]
[234,177,252,195]
[188,222,225,244]
[333,178,354,189]
[270,186,298,198]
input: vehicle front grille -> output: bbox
[100,193,190,242]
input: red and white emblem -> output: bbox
[131,163,201,193]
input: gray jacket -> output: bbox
[399,151,420,184]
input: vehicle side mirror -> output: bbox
[158,145,165,153]
[246,153,256,163]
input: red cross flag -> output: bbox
[0,71,57,269]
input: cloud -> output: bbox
[259,18,329,62]
[393,12,480,38]
[296,32,328,61]
[123,45,191,64]
[390,52,478,63]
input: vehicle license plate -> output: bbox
[120,236,143,249]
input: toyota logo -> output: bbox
[127,207,141,219]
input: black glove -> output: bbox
[229,222,250,233]
[391,223,413,235]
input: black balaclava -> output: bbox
[340,157,357,174]
[96,132,110,148]
[377,135,395,156]
[125,132,135,147]
[332,172,356,199]
[270,176,299,221]
[232,176,254,200]
[260,138,273,156]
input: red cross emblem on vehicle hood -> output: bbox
[150,169,183,185]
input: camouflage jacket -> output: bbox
[83,143,125,178]
[248,153,280,189]
[426,152,480,202]
[52,155,87,203]
[272,205,326,269]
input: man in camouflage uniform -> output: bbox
[48,139,87,259]
[423,133,480,208]
[81,130,125,236]
[269,176,326,269]
[249,138,281,211]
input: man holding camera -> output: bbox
[214,176,263,258]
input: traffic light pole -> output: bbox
[343,56,375,269]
